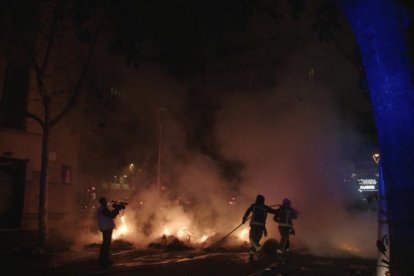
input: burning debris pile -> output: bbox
[146,226,250,251]
[148,234,192,251]
[145,232,250,253]
[200,232,249,250]
[80,198,253,254]
[100,194,252,251]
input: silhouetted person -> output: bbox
[273,198,298,253]
[242,194,277,260]
[97,197,119,266]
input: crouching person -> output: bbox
[97,197,120,266]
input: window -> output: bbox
[0,61,30,130]
[61,165,71,184]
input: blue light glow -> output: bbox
[334,0,414,272]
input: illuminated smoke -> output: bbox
[77,8,377,259]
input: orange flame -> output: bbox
[199,234,209,243]
[238,228,249,242]
[113,216,129,239]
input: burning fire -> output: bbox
[162,225,209,244]
[108,208,249,247]
[338,242,360,254]
[162,226,171,236]
[162,225,195,242]
[177,227,194,241]
[199,234,209,243]
[113,216,130,239]
[238,228,249,242]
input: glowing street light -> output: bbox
[372,152,391,276]
[373,153,380,165]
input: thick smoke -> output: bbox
[213,34,377,257]
[80,10,377,259]
[215,87,377,256]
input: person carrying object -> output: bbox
[96,197,120,266]
[273,198,298,253]
[242,194,278,261]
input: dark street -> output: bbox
[4,238,375,276]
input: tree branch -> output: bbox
[49,21,102,127]
[25,111,45,128]
[333,37,364,75]
[50,87,73,96]
[40,0,61,74]
[22,43,49,104]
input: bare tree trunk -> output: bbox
[34,20,101,248]
[19,0,102,250]
[38,125,49,248]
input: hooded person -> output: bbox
[242,194,278,260]
[273,198,298,253]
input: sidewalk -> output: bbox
[0,228,96,275]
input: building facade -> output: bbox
[0,25,82,232]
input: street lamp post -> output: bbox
[156,107,167,207]
[373,153,391,276]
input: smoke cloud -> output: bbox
[78,10,377,259]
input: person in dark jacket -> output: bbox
[242,194,277,260]
[96,197,120,266]
[273,198,298,252]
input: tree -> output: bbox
[105,0,305,76]
[1,0,102,248]
[332,0,414,274]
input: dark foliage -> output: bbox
[104,0,308,76]
[312,0,341,42]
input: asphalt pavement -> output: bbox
[1,230,376,276]
[4,244,376,275]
